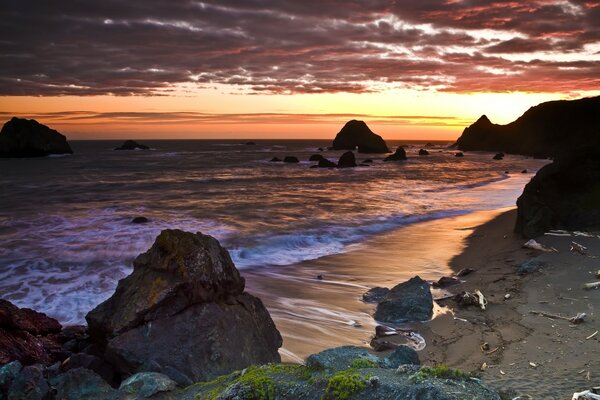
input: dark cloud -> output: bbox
[0,0,598,96]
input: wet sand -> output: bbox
[245,208,600,398]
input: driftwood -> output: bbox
[530,310,587,324]
[583,281,600,290]
[455,290,488,310]
[572,391,600,400]
[571,241,589,255]
[523,239,558,253]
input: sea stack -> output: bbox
[332,120,389,153]
[114,140,149,150]
[0,117,73,158]
[86,229,282,383]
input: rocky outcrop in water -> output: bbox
[114,140,149,150]
[384,147,407,161]
[418,149,429,156]
[86,229,282,383]
[0,117,73,158]
[337,151,357,168]
[455,96,600,158]
[283,156,300,163]
[318,158,337,168]
[374,276,433,323]
[515,149,600,238]
[332,120,390,153]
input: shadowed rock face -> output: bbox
[515,149,600,238]
[86,229,282,382]
[332,120,389,153]
[0,117,73,157]
[455,96,600,158]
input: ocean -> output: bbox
[0,139,547,337]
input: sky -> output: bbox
[0,0,599,140]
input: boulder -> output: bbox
[381,346,420,368]
[337,151,357,168]
[114,140,149,150]
[309,154,325,162]
[432,276,461,288]
[269,157,282,162]
[0,361,22,394]
[0,117,73,158]
[305,346,380,372]
[362,287,389,303]
[418,149,429,156]
[318,158,337,168]
[515,149,600,238]
[49,368,116,400]
[332,120,390,153]
[86,229,282,383]
[6,365,49,400]
[119,372,177,398]
[374,276,433,323]
[454,96,600,158]
[384,147,407,162]
[493,152,504,160]
[283,156,299,163]
[455,152,464,157]
[0,300,64,365]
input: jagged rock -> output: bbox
[0,117,73,158]
[337,151,357,168]
[309,154,325,162]
[0,300,64,365]
[318,158,337,168]
[455,96,600,158]
[119,372,177,398]
[86,229,282,383]
[384,147,407,162]
[362,287,389,303]
[332,120,389,153]
[283,156,299,163]
[7,365,49,400]
[49,368,116,400]
[269,157,282,162]
[114,140,149,150]
[374,276,433,323]
[418,149,429,156]
[515,149,600,238]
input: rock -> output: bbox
[516,258,545,274]
[49,368,116,400]
[363,159,373,163]
[337,151,357,168]
[359,163,370,167]
[370,338,398,352]
[86,229,282,383]
[318,147,324,151]
[7,365,49,400]
[383,147,407,162]
[61,353,115,385]
[131,216,149,224]
[119,372,177,398]
[309,154,325,162]
[362,287,389,304]
[305,346,380,372]
[318,158,337,168]
[515,149,600,238]
[382,346,420,368]
[0,117,73,158]
[454,96,600,158]
[432,276,461,288]
[418,149,430,156]
[269,157,282,162]
[283,156,299,163]
[374,276,433,323]
[245,141,256,145]
[0,361,22,394]
[332,120,389,153]
[493,152,504,160]
[0,300,64,365]
[114,140,149,150]
[86,229,246,338]
[456,268,474,277]
[521,169,528,173]
[455,152,464,157]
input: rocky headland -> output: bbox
[0,117,73,158]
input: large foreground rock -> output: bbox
[374,276,433,323]
[454,96,600,158]
[0,117,73,158]
[332,120,389,153]
[86,229,282,382]
[515,149,600,238]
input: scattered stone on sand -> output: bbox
[0,117,73,158]
[283,156,299,163]
[86,229,282,382]
[374,276,433,323]
[131,216,149,224]
[309,154,325,162]
[269,157,282,162]
[432,276,461,288]
[332,120,390,153]
[362,287,390,303]
[318,158,337,168]
[114,140,149,150]
[516,258,545,274]
[337,151,357,168]
[418,149,430,156]
[384,146,407,161]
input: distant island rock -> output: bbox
[455,96,600,158]
[332,120,390,153]
[0,117,73,158]
[114,140,149,150]
[85,229,282,383]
